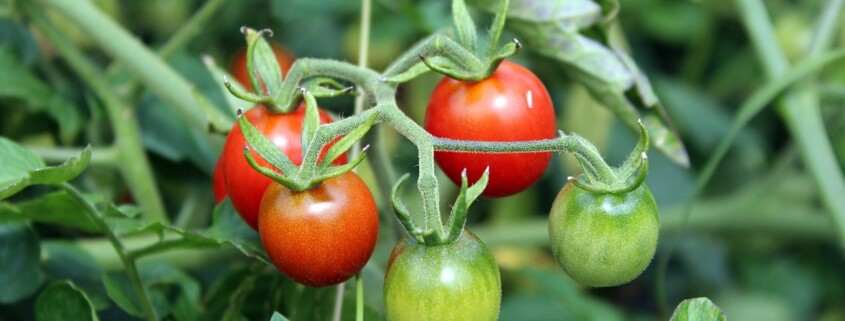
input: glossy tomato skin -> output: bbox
[221,105,347,230]
[384,230,501,321]
[212,158,226,203]
[424,60,557,197]
[259,171,379,287]
[230,44,295,93]
[548,181,659,287]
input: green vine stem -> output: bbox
[22,1,168,223]
[60,183,158,321]
[738,0,845,250]
[38,0,221,174]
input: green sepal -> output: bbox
[0,138,91,200]
[300,77,354,98]
[300,89,320,160]
[244,28,283,97]
[201,54,252,119]
[446,168,489,242]
[484,0,510,58]
[242,145,302,191]
[308,145,370,189]
[224,79,272,105]
[318,112,379,169]
[236,111,297,176]
[390,174,421,243]
[615,119,650,180]
[452,0,478,53]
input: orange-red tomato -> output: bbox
[425,60,557,197]
[220,105,347,230]
[212,158,226,203]
[259,171,379,287]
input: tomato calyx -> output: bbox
[571,119,651,194]
[237,90,378,192]
[224,27,354,114]
[391,167,490,246]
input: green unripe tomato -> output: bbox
[384,230,501,321]
[548,181,659,287]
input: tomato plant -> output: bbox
[548,180,659,287]
[425,60,557,197]
[384,230,501,321]
[230,43,295,93]
[258,171,379,287]
[221,104,347,230]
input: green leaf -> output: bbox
[101,273,143,317]
[0,47,84,143]
[0,137,91,200]
[270,312,290,321]
[0,191,101,232]
[41,242,110,309]
[670,297,727,321]
[0,223,43,303]
[34,282,99,321]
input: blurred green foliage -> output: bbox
[1,0,844,320]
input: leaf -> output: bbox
[270,312,290,321]
[467,0,690,167]
[41,242,110,309]
[0,223,43,303]
[0,47,84,143]
[0,137,91,200]
[201,54,251,119]
[34,281,99,321]
[670,297,727,321]
[0,191,101,232]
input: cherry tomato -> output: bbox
[259,171,379,287]
[548,181,659,287]
[230,43,295,93]
[221,104,347,230]
[212,158,226,203]
[384,230,501,321]
[424,60,557,197]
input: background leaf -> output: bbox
[34,281,99,321]
[670,297,726,321]
[0,223,43,304]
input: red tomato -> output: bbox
[212,158,227,203]
[424,60,557,197]
[221,104,347,230]
[230,43,295,93]
[259,171,379,287]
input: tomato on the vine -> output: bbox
[259,171,379,287]
[220,104,347,230]
[424,60,557,197]
[230,43,295,93]
[548,181,659,287]
[384,230,501,321]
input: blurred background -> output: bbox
[1,0,845,320]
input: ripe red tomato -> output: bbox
[230,43,295,93]
[212,158,226,203]
[221,104,347,230]
[259,171,379,287]
[424,60,557,197]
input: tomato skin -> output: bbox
[548,181,659,287]
[258,171,379,287]
[212,158,226,203]
[424,60,557,197]
[221,105,347,230]
[384,230,501,321]
[230,44,295,93]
